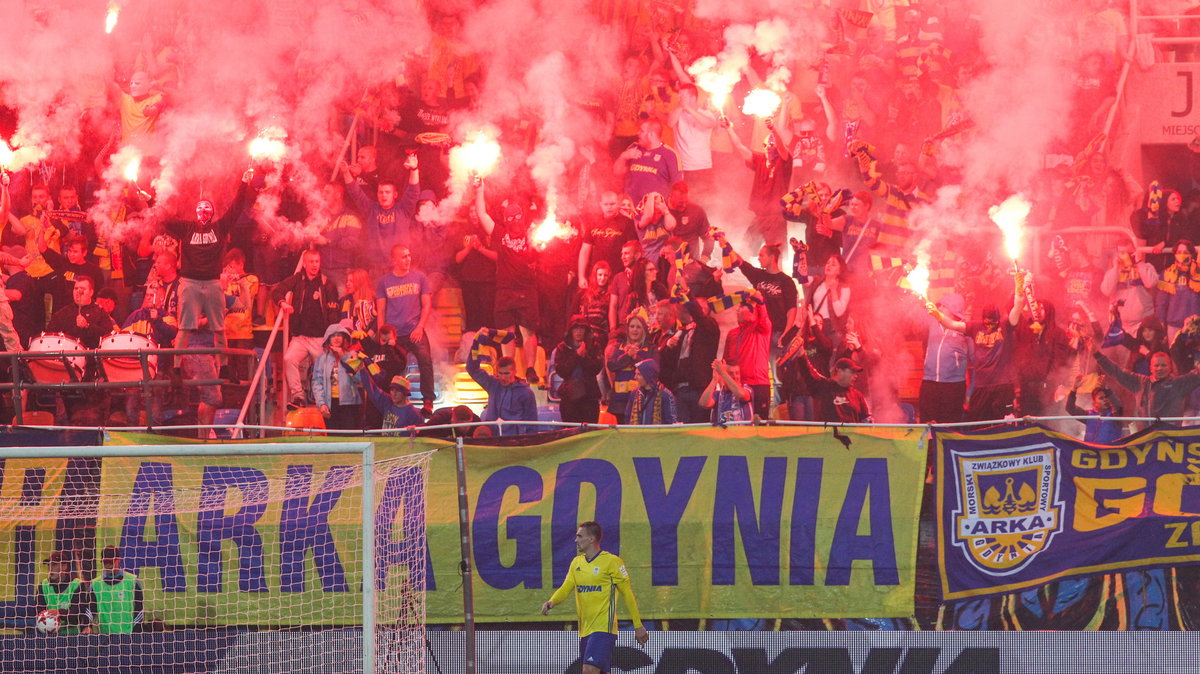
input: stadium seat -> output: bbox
[512,346,547,386]
[16,410,55,426]
[160,408,188,423]
[405,359,443,406]
[285,407,326,435]
[453,367,488,405]
[210,408,241,439]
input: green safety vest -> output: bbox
[39,578,81,635]
[93,573,137,634]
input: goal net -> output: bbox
[0,442,433,674]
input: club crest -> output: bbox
[952,445,1062,574]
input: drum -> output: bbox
[27,333,86,384]
[99,332,159,382]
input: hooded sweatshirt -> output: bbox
[552,320,604,401]
[923,292,971,383]
[467,334,539,435]
[627,358,678,424]
[312,324,363,408]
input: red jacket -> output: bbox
[723,303,772,385]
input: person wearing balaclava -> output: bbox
[626,358,677,425]
[927,269,1024,422]
[474,177,542,385]
[165,170,254,364]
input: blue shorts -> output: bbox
[578,631,617,672]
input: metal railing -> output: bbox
[1,346,261,430]
[6,415,1194,439]
[1132,0,1200,53]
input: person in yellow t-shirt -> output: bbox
[113,71,164,143]
[541,522,648,674]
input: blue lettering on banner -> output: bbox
[552,459,622,585]
[789,458,824,586]
[712,456,787,586]
[0,467,44,621]
[279,465,352,593]
[472,466,542,589]
[196,466,269,593]
[634,456,707,586]
[120,462,186,591]
[827,458,899,586]
[375,463,435,592]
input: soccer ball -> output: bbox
[35,610,59,635]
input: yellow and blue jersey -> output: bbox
[548,550,643,637]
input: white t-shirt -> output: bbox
[673,110,714,171]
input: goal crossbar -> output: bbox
[1,442,383,674]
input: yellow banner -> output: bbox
[1,427,925,624]
[424,426,927,620]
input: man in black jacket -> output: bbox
[794,355,871,423]
[46,276,115,348]
[661,300,720,423]
[273,249,340,407]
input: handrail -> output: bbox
[10,415,1199,438]
[3,345,257,426]
[4,346,256,359]
[234,291,292,438]
[1050,226,1138,246]
[1132,0,1200,51]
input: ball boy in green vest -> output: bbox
[92,545,144,634]
[34,550,94,635]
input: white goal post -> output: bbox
[0,442,433,674]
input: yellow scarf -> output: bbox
[1157,261,1200,295]
[628,386,667,425]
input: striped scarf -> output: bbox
[343,351,382,377]
[1115,263,1142,288]
[471,328,516,362]
[702,290,762,315]
[1158,261,1200,295]
[720,239,741,273]
[628,385,667,425]
[671,243,691,301]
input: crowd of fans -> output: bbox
[0,1,1197,438]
